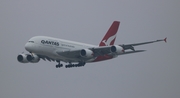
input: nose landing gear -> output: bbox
[56,60,63,68]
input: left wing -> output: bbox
[56,38,166,59]
[56,45,124,58]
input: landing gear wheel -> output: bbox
[65,62,86,68]
[56,64,63,68]
[56,65,59,68]
[60,64,63,67]
[56,61,63,68]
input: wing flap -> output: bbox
[90,46,112,56]
[119,50,146,55]
[56,49,81,58]
[56,46,114,59]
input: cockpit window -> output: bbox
[28,41,34,43]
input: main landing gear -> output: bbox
[55,61,86,68]
[56,60,63,68]
[65,62,86,68]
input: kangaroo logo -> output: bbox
[102,34,116,46]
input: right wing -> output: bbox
[120,38,167,51]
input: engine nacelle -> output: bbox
[110,45,124,54]
[17,54,29,63]
[26,54,40,63]
[80,49,94,58]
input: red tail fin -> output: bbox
[99,21,120,46]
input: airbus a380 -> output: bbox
[17,21,167,68]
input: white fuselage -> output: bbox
[25,36,98,62]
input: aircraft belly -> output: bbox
[55,56,96,63]
[32,40,96,63]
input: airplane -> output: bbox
[17,21,167,68]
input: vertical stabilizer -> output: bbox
[99,21,120,46]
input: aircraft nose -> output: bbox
[25,43,31,51]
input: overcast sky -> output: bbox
[0,0,180,98]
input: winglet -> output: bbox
[164,37,167,43]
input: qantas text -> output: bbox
[41,40,59,46]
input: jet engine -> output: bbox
[17,53,40,63]
[110,45,124,54]
[17,54,29,63]
[26,54,40,63]
[80,49,93,58]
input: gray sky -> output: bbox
[0,0,180,98]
